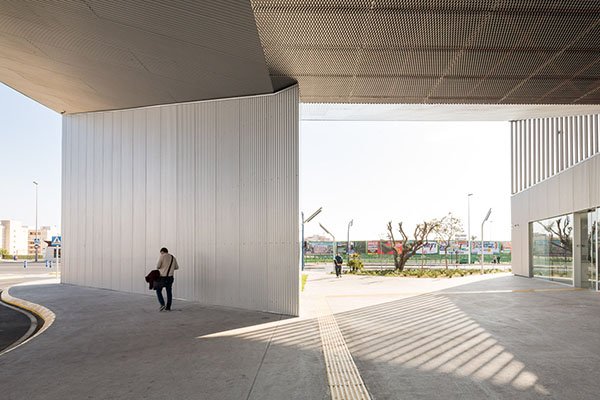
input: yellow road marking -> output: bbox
[0,275,24,280]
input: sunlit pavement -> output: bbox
[305,271,600,399]
[1,272,599,399]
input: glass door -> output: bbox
[597,208,600,291]
[580,210,597,290]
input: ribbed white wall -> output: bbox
[61,86,300,315]
[511,114,600,194]
[511,119,600,278]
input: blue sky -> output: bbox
[0,83,511,240]
[0,83,61,229]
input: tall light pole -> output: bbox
[319,223,336,255]
[481,208,492,274]
[301,207,322,271]
[467,193,473,265]
[347,219,353,258]
[33,181,39,263]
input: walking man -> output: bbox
[334,253,343,278]
[155,247,179,311]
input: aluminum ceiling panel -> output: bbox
[0,0,274,113]
[252,0,600,104]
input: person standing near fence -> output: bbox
[334,253,343,278]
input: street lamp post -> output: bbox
[319,223,336,255]
[301,207,322,271]
[347,219,353,258]
[33,181,39,263]
[467,193,473,265]
[481,208,492,274]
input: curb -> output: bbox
[0,284,56,356]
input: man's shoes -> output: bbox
[160,305,166,311]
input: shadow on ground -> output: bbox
[331,276,600,399]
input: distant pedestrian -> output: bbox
[334,253,343,278]
[154,247,179,311]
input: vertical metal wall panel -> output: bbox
[592,115,600,154]
[111,112,122,290]
[195,102,217,305]
[569,116,575,168]
[584,116,590,160]
[527,119,532,188]
[145,108,161,292]
[537,119,541,183]
[512,113,600,194]
[62,86,300,315]
[61,117,68,284]
[519,121,523,192]
[132,109,147,294]
[510,122,514,194]
[120,111,134,293]
[543,118,547,180]
[101,112,113,289]
[215,100,241,308]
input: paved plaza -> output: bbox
[1,272,600,399]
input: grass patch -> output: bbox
[343,268,510,278]
[301,274,308,291]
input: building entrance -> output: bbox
[577,210,598,291]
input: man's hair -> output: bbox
[160,247,169,253]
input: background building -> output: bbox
[0,220,28,256]
[511,115,600,291]
[27,226,59,257]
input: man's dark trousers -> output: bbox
[156,276,174,310]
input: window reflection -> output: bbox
[532,215,573,284]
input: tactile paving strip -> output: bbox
[317,297,371,400]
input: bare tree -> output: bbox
[387,219,442,272]
[434,213,464,270]
[541,216,572,252]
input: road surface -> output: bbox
[0,261,56,352]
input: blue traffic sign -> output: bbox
[33,238,40,244]
[51,236,62,246]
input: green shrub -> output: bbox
[347,254,364,272]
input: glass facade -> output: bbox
[531,214,573,284]
[531,210,600,290]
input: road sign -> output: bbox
[34,244,40,249]
[51,236,62,246]
[34,238,40,245]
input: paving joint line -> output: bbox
[324,287,586,299]
[245,314,283,400]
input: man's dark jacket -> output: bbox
[145,270,161,290]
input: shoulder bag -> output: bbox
[153,255,174,290]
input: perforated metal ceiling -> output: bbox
[251,0,600,104]
[0,0,274,113]
[2,1,600,113]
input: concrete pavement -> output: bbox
[0,283,328,400]
[1,272,600,399]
